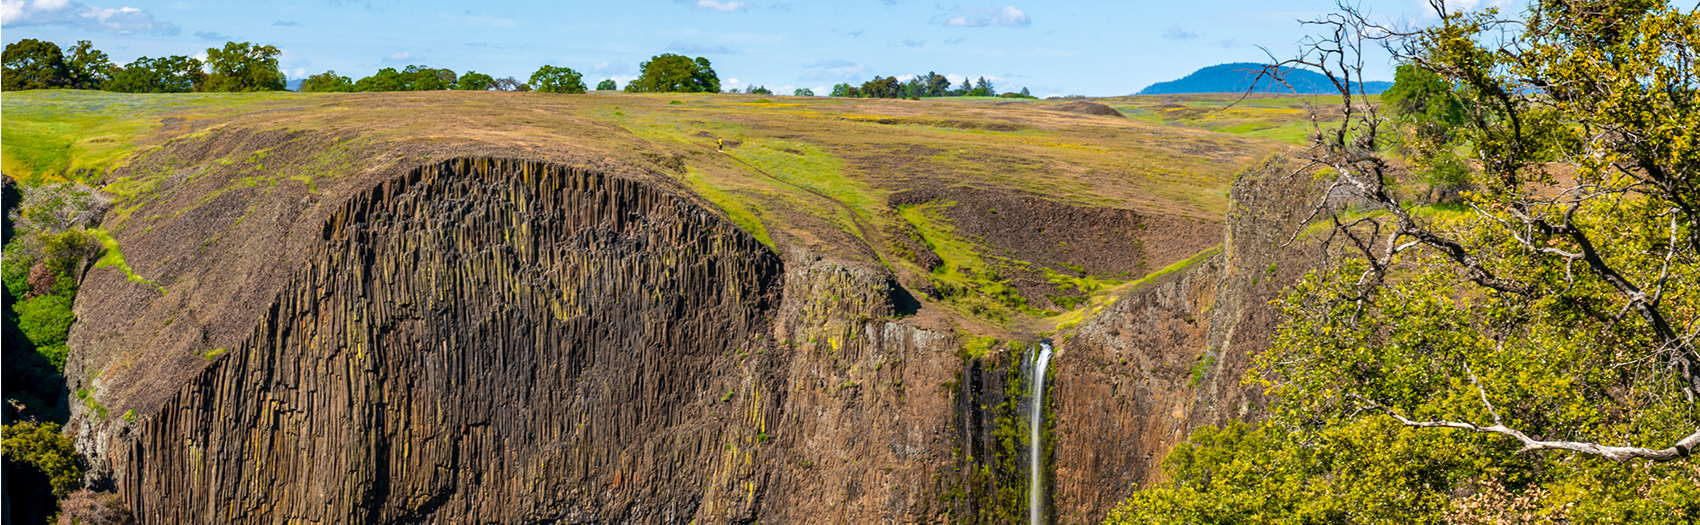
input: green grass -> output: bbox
[5,89,1300,333]
[681,167,774,248]
[898,200,1042,322]
[1105,94,1375,146]
[0,90,305,182]
[1044,245,1222,332]
[88,228,164,293]
[726,138,885,240]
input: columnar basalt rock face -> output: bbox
[118,158,784,523]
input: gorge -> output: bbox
[4,90,1320,524]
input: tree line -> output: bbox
[4,39,1035,100]
[2,39,288,92]
[829,73,1033,99]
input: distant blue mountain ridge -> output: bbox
[1137,62,1392,95]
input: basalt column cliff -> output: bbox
[118,158,784,523]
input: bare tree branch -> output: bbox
[1351,394,1700,463]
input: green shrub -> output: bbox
[1,421,84,498]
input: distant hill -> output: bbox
[1137,62,1392,95]
[286,78,304,91]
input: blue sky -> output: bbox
[1,0,1507,96]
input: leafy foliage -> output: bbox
[455,71,496,91]
[62,41,113,90]
[1110,0,1700,522]
[2,39,67,91]
[792,87,814,97]
[595,78,618,91]
[299,71,354,92]
[353,65,455,92]
[529,65,587,94]
[1,421,85,498]
[624,54,719,93]
[4,183,104,374]
[202,41,286,92]
[105,56,205,93]
[858,76,901,98]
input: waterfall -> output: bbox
[1029,342,1054,525]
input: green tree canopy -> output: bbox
[456,71,496,91]
[352,65,455,92]
[1111,0,1700,522]
[858,76,901,98]
[61,40,112,90]
[793,87,814,97]
[918,72,951,97]
[299,70,354,92]
[529,65,586,94]
[2,39,67,90]
[829,83,857,97]
[202,41,286,92]
[596,78,617,91]
[624,54,719,93]
[1,421,84,498]
[106,56,205,93]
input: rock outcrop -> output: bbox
[66,145,1317,523]
[1049,155,1324,523]
[120,159,783,523]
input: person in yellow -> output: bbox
[717,138,723,152]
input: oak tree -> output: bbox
[202,41,286,92]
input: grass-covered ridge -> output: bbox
[2,89,1298,330]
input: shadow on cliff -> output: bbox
[2,174,70,525]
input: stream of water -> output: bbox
[1030,342,1054,525]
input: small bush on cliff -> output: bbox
[55,489,134,525]
[2,421,85,498]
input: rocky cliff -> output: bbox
[1048,155,1323,523]
[44,94,1318,524]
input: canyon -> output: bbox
[8,91,1319,524]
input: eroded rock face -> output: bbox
[87,152,1318,524]
[119,159,783,523]
[1048,155,1324,522]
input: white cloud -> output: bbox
[693,0,748,12]
[1,0,181,35]
[593,60,630,73]
[192,29,228,41]
[939,6,1029,28]
[383,51,419,64]
[1161,24,1198,41]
